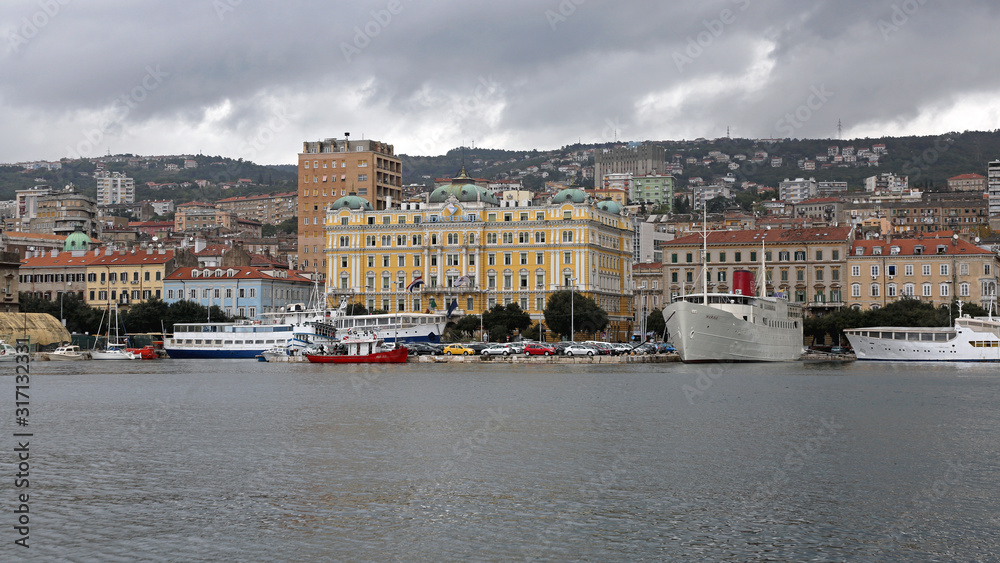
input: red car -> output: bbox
[523,343,556,356]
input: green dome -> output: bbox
[596,200,622,214]
[551,188,589,204]
[64,230,91,251]
[330,194,373,211]
[428,168,499,205]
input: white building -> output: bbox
[96,171,135,205]
[778,178,818,204]
[988,160,1000,219]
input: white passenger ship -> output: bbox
[663,273,805,362]
[662,221,804,362]
[164,321,295,359]
[844,304,1000,361]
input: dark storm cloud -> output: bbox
[2,0,999,163]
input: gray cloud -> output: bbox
[2,0,999,164]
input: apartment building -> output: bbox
[988,160,1000,226]
[174,202,236,232]
[323,176,635,340]
[298,136,402,271]
[31,187,100,238]
[95,171,135,205]
[846,236,997,311]
[779,178,818,204]
[84,248,175,310]
[662,227,854,316]
[631,174,675,208]
[216,192,298,225]
[594,144,666,189]
[947,173,987,192]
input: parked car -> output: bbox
[405,342,442,356]
[585,341,613,355]
[523,343,556,356]
[443,344,475,355]
[466,342,488,354]
[657,342,676,353]
[506,342,525,354]
[480,344,512,357]
[631,343,657,355]
[562,344,597,356]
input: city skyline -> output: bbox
[3,1,1000,165]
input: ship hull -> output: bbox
[663,299,803,362]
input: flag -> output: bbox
[429,297,438,309]
[446,299,458,319]
[455,275,471,288]
[406,278,424,292]
[338,298,348,311]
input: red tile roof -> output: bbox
[89,250,175,265]
[21,253,101,267]
[851,238,990,256]
[165,266,312,282]
[667,226,853,247]
[948,173,986,181]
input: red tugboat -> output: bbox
[305,328,409,364]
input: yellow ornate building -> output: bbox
[324,171,635,340]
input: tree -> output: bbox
[344,302,368,315]
[543,290,609,340]
[673,196,691,214]
[644,309,665,340]
[19,292,102,334]
[481,303,532,341]
[453,314,481,339]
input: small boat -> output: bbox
[91,343,136,361]
[47,345,85,361]
[256,345,290,362]
[0,339,18,362]
[92,304,138,360]
[126,345,158,360]
[305,329,409,364]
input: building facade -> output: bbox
[594,144,666,189]
[163,266,314,319]
[779,178,818,204]
[631,174,675,208]
[298,136,402,272]
[84,249,175,310]
[323,175,635,340]
[216,192,298,225]
[846,236,997,311]
[95,171,136,205]
[662,227,854,316]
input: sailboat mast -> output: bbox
[702,203,708,296]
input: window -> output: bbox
[903,284,914,296]
[367,255,374,267]
[488,253,496,266]
[779,251,790,261]
[520,273,528,288]
[671,272,678,283]
[239,288,246,298]
[413,255,421,267]
[922,283,932,297]
[502,232,513,244]
[719,252,726,262]
[797,269,804,282]
[780,270,788,282]
[815,250,823,260]
[717,271,726,282]
[447,233,459,245]
[535,232,546,243]
[430,255,438,267]
[686,253,693,263]
[887,284,897,297]
[564,252,572,264]
[503,273,512,289]
[923,264,931,276]
[486,233,497,244]
[520,253,528,265]
[851,283,861,298]
[382,255,390,267]
[905,264,913,276]
[167,289,175,299]
[562,231,573,243]
[940,283,950,297]
[960,283,970,297]
[398,255,406,267]
[986,264,992,276]
[518,232,529,244]
[832,268,840,281]
[960,263,969,276]
[940,264,949,276]
[851,265,861,277]
[815,268,824,281]
[226,288,232,298]
[794,251,806,261]
[536,252,544,264]
[869,283,880,297]
[749,251,756,262]
[871,265,880,278]
[504,253,512,266]
[832,250,839,260]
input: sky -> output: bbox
[3,0,1000,165]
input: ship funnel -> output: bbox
[733,270,755,296]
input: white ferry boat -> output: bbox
[663,272,804,362]
[662,220,804,363]
[844,305,1000,361]
[163,321,296,359]
[261,298,447,346]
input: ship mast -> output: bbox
[758,230,767,298]
[702,203,708,297]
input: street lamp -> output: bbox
[569,276,577,342]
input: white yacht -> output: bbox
[845,303,1000,361]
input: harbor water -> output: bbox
[4,359,999,561]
